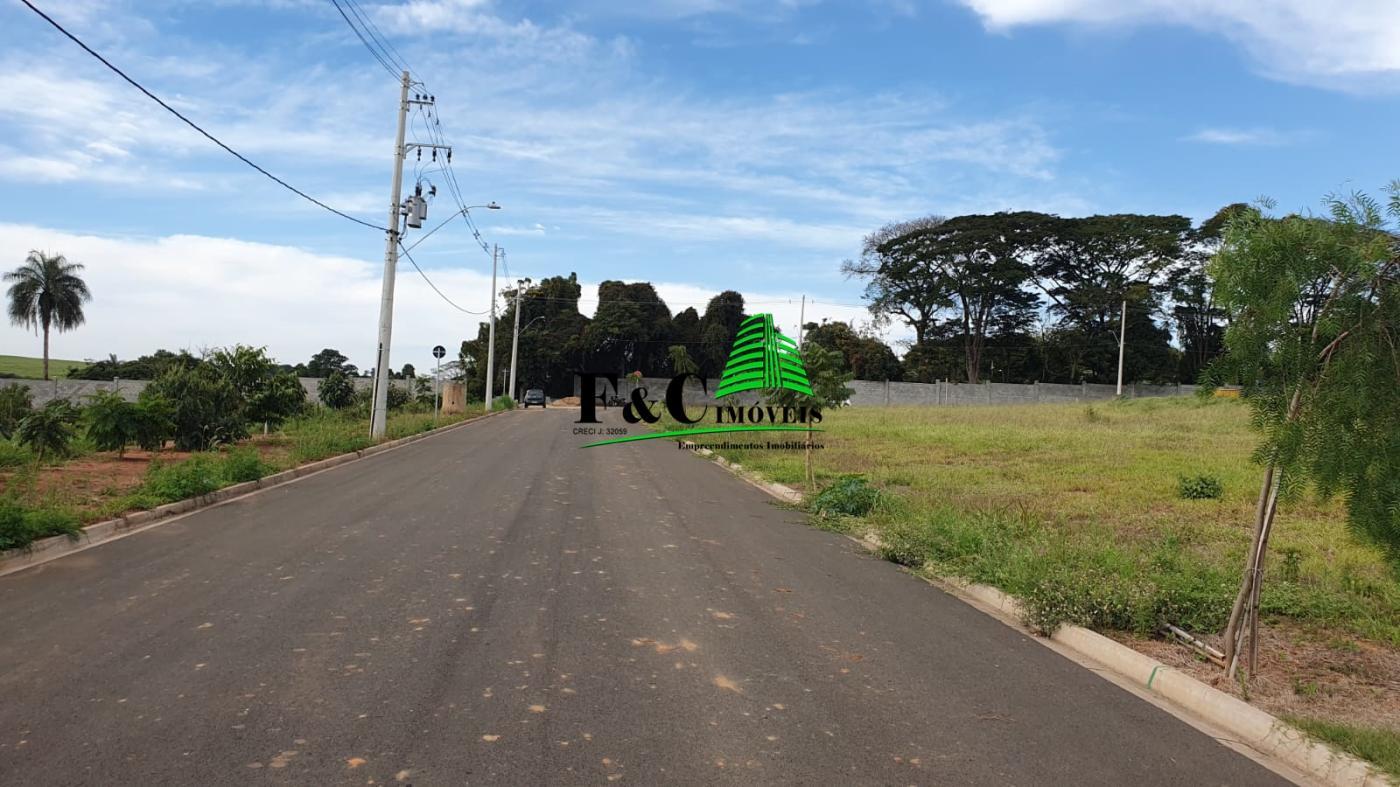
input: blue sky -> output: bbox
[1,0,1397,373]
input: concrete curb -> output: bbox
[687,449,1393,787]
[0,409,512,578]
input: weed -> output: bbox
[1285,717,1400,779]
[810,476,880,517]
[0,499,81,551]
[0,439,34,468]
[1280,547,1303,582]
[1178,473,1224,500]
[220,446,269,484]
[143,456,222,502]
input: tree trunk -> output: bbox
[1224,381,1302,679]
[1223,463,1274,673]
[42,324,50,381]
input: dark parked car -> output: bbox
[522,388,546,408]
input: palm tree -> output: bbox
[5,251,92,380]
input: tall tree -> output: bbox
[698,291,746,377]
[584,281,672,375]
[1209,187,1400,677]
[304,348,357,378]
[865,213,1052,382]
[843,216,952,346]
[5,251,92,380]
[1171,204,1248,382]
[672,307,702,348]
[1035,214,1190,383]
[802,320,901,381]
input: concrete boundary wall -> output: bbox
[577,375,1196,407]
[16,375,1193,408]
[7,377,414,407]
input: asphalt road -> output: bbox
[0,408,1290,785]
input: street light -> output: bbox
[507,278,537,400]
[402,202,502,253]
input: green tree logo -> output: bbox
[714,314,813,398]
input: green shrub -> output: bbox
[811,475,880,517]
[131,396,175,451]
[143,456,222,502]
[0,383,34,438]
[143,364,246,450]
[220,447,269,484]
[876,520,940,567]
[16,400,79,461]
[0,439,34,468]
[387,384,411,410]
[1177,473,1224,500]
[207,346,306,428]
[318,371,356,409]
[493,395,516,410]
[85,389,138,456]
[0,499,80,552]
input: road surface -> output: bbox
[0,408,1290,785]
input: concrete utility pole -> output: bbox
[369,70,412,439]
[484,244,499,410]
[797,294,806,347]
[507,277,529,401]
[1115,298,1127,397]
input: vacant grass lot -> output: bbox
[674,397,1399,645]
[0,354,86,379]
[670,396,1400,768]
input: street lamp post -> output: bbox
[507,278,532,401]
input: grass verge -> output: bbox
[1285,717,1400,779]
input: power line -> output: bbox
[19,0,386,232]
[398,242,490,314]
[341,0,411,73]
[328,0,398,78]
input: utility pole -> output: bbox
[797,294,806,347]
[484,244,499,410]
[369,70,412,439]
[508,277,529,401]
[1115,298,1127,397]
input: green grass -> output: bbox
[1286,717,1400,778]
[0,354,86,379]
[664,398,1400,644]
[280,409,466,464]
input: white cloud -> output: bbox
[0,223,495,374]
[493,223,548,236]
[1183,127,1309,146]
[955,0,1400,89]
[0,224,909,376]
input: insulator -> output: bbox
[416,149,421,161]
[431,150,437,161]
[429,185,437,197]
[446,150,452,163]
